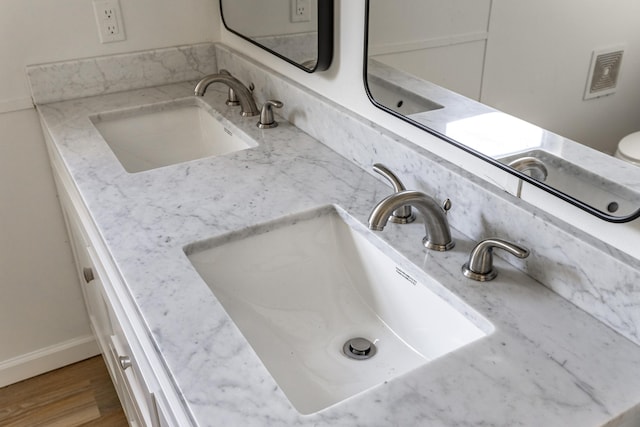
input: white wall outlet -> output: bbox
[93,0,126,43]
[291,0,311,23]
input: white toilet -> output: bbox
[615,131,640,166]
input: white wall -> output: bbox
[481,0,640,154]
[0,0,218,385]
[0,110,95,373]
[367,0,491,100]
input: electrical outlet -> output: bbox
[291,0,311,23]
[93,0,126,43]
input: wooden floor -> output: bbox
[0,356,127,426]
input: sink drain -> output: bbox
[343,337,377,360]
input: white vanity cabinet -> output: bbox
[43,129,191,427]
[65,210,156,427]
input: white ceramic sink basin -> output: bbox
[367,75,443,115]
[185,208,491,414]
[91,100,257,173]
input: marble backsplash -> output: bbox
[213,44,640,346]
[26,41,640,346]
[27,43,218,104]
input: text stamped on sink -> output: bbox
[395,266,417,286]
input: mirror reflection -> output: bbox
[365,0,640,221]
[220,0,333,72]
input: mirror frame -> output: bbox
[220,0,334,73]
[362,0,640,223]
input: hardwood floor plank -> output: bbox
[0,356,127,426]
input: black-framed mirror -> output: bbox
[364,0,640,223]
[220,0,334,72]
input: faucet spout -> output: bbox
[194,73,259,117]
[368,190,455,251]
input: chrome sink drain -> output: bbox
[343,337,377,360]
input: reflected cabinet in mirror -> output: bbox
[364,0,640,222]
[220,0,334,72]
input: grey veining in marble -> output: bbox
[32,43,640,426]
[27,43,218,104]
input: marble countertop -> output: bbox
[38,82,640,426]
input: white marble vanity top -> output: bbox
[37,81,640,426]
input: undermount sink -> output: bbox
[367,75,444,115]
[185,207,492,414]
[91,99,257,173]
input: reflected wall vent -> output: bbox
[584,47,624,100]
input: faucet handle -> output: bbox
[442,198,452,214]
[218,69,240,106]
[257,100,283,129]
[462,238,530,281]
[372,163,415,224]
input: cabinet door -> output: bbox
[108,322,159,427]
[63,206,114,360]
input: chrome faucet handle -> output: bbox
[372,163,415,224]
[257,100,283,129]
[462,238,530,281]
[218,69,240,106]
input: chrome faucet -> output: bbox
[368,190,455,251]
[507,156,548,181]
[507,156,548,198]
[194,73,260,117]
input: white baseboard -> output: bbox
[0,335,100,388]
